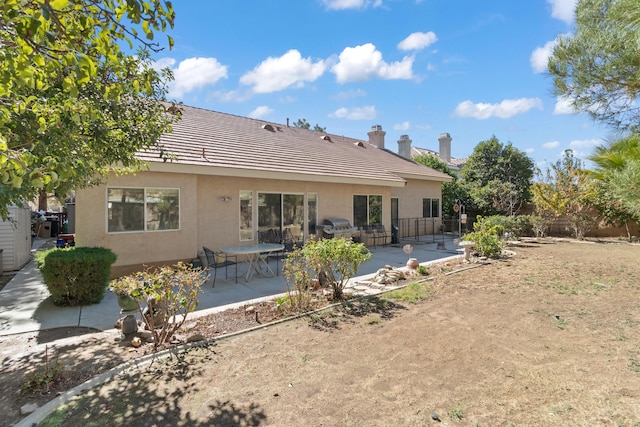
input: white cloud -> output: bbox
[322,0,382,10]
[333,89,367,101]
[543,140,560,149]
[248,106,273,119]
[547,0,576,24]
[397,31,438,51]
[563,138,601,160]
[211,89,253,103]
[329,105,377,120]
[554,96,576,114]
[569,138,600,150]
[331,43,414,83]
[530,39,558,74]
[156,57,228,98]
[394,121,410,131]
[240,49,326,93]
[525,148,535,154]
[453,98,543,119]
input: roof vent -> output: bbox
[262,124,275,132]
[354,141,365,147]
[321,135,332,142]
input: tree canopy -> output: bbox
[0,0,178,219]
[293,118,326,133]
[548,0,640,131]
[532,149,596,239]
[460,136,534,216]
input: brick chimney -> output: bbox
[438,132,452,163]
[368,124,386,149]
[398,134,412,159]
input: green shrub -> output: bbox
[481,214,531,239]
[529,214,552,237]
[281,247,317,314]
[286,237,371,301]
[462,216,503,258]
[35,247,117,306]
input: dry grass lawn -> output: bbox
[9,239,640,426]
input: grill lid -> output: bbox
[323,218,353,229]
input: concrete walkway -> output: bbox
[0,236,462,336]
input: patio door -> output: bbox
[391,197,398,227]
[258,192,304,242]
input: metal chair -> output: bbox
[202,246,238,287]
[257,231,286,276]
[373,224,390,247]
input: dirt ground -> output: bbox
[2,238,640,426]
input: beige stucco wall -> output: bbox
[391,178,443,219]
[76,170,442,276]
[76,172,199,276]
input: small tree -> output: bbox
[529,213,552,238]
[460,136,534,217]
[532,150,596,239]
[291,237,371,301]
[281,246,317,314]
[110,263,204,350]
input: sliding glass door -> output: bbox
[258,192,305,242]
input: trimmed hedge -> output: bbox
[35,247,117,306]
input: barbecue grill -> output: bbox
[320,218,359,239]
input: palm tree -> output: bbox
[588,134,640,239]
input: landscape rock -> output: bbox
[20,402,38,415]
[187,333,206,343]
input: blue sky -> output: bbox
[149,0,609,167]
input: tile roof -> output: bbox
[137,105,451,186]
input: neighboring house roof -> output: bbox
[411,146,467,170]
[137,105,452,187]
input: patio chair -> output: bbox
[363,225,378,247]
[373,224,390,247]
[203,246,238,287]
[258,231,286,276]
[283,227,303,250]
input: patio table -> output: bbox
[220,243,285,281]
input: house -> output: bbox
[410,132,467,173]
[75,105,452,277]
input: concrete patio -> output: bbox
[0,235,463,336]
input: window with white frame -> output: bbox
[353,194,382,228]
[422,198,440,218]
[240,190,253,241]
[107,188,179,233]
